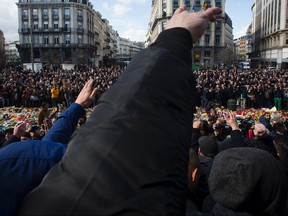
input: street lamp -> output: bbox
[29,0,34,72]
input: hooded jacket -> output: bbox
[208,148,288,216]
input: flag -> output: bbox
[203,2,210,10]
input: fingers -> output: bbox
[202,7,222,22]
[90,88,98,100]
[15,122,26,128]
[174,5,186,15]
[83,79,93,90]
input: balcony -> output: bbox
[61,27,71,32]
[77,28,84,33]
[20,28,30,33]
[22,15,28,20]
[33,28,41,32]
[42,15,49,20]
[33,15,39,20]
[64,15,70,19]
[52,15,59,20]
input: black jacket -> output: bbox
[20,28,197,215]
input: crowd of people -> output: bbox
[193,68,288,111]
[0,66,123,108]
[1,64,288,112]
[0,5,287,216]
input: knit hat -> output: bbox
[208,148,288,215]
[198,136,218,157]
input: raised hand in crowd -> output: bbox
[75,79,98,108]
[12,122,27,139]
[166,5,221,43]
[224,110,239,131]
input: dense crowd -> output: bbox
[1,67,288,111]
[193,67,288,111]
[0,66,124,108]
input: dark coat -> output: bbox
[20,28,197,215]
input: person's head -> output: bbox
[272,122,287,135]
[29,126,41,138]
[273,136,288,159]
[20,132,32,141]
[4,128,14,140]
[263,112,271,120]
[198,136,218,157]
[208,148,288,215]
[253,123,269,138]
[187,149,201,193]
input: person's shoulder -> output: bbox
[0,140,66,162]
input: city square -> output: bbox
[0,0,288,215]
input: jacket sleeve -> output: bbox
[42,103,85,144]
[20,28,196,216]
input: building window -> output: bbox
[33,35,39,44]
[204,51,211,57]
[215,0,222,7]
[44,35,49,44]
[42,8,48,16]
[173,0,178,7]
[205,35,210,45]
[162,0,167,10]
[64,21,70,30]
[43,21,48,29]
[64,8,70,17]
[215,22,221,31]
[53,8,58,17]
[216,35,220,45]
[33,9,38,16]
[65,34,71,44]
[23,35,29,44]
[33,21,38,29]
[22,9,28,16]
[78,35,83,43]
[23,21,28,28]
[53,21,59,29]
[54,35,59,44]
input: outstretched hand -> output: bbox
[13,122,27,139]
[224,110,239,131]
[166,5,222,43]
[75,79,98,108]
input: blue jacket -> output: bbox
[0,103,85,216]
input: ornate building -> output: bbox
[249,0,288,69]
[146,0,233,66]
[16,0,96,67]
